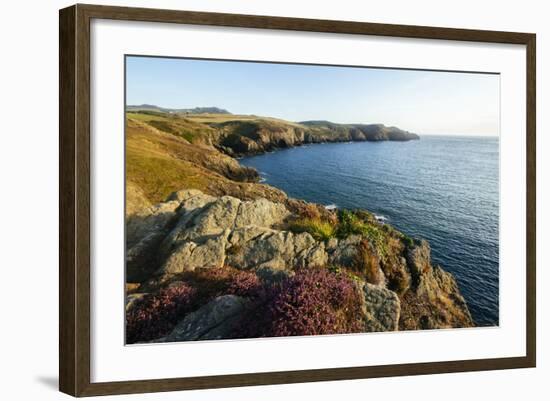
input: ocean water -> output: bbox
[240,136,499,327]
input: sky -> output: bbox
[126,56,500,136]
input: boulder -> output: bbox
[234,198,290,228]
[226,230,295,270]
[226,229,327,271]
[166,188,205,203]
[363,283,401,332]
[126,200,181,282]
[125,293,147,312]
[329,235,362,267]
[399,241,474,330]
[178,192,217,215]
[165,295,249,341]
[177,196,241,242]
[406,239,432,279]
[126,200,180,248]
[162,230,229,274]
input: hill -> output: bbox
[125,110,420,210]
[126,104,231,114]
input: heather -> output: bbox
[126,267,262,343]
[237,267,366,338]
[126,283,197,344]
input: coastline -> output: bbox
[125,111,476,342]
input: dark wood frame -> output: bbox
[59,3,536,397]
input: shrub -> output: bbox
[288,218,336,241]
[126,283,197,344]
[354,240,384,285]
[286,199,339,226]
[179,266,263,304]
[336,210,388,259]
[126,267,262,343]
[401,234,415,248]
[240,267,365,337]
[291,201,322,220]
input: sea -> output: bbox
[239,135,499,327]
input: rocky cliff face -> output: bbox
[216,119,419,157]
[125,111,472,343]
[126,189,473,342]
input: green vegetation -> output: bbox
[336,210,389,259]
[401,233,415,248]
[288,218,336,241]
[126,111,172,122]
[126,109,418,256]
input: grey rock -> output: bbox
[329,234,362,267]
[126,200,180,248]
[166,188,205,203]
[125,293,147,311]
[326,237,339,252]
[227,230,295,270]
[126,200,181,282]
[363,283,401,332]
[226,229,327,271]
[406,239,432,279]
[162,230,229,274]
[178,193,217,215]
[165,295,249,341]
[179,196,241,242]
[234,198,290,228]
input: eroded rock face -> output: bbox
[126,189,474,336]
[162,230,230,274]
[126,200,181,282]
[328,235,362,267]
[234,197,290,228]
[226,228,327,271]
[155,192,323,275]
[165,295,249,341]
[399,241,474,330]
[363,283,401,332]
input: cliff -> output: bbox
[126,190,472,342]
[125,110,472,343]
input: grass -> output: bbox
[125,116,285,209]
[286,211,394,258]
[126,151,211,203]
[126,117,219,203]
[288,218,336,241]
[126,112,171,122]
[336,210,389,259]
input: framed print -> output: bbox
[59,4,536,397]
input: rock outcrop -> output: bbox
[124,110,476,343]
[217,119,419,157]
[127,189,473,339]
[165,295,249,342]
[363,283,401,332]
[153,192,330,275]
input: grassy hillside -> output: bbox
[125,117,286,214]
[125,109,419,214]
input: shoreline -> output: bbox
[125,112,480,339]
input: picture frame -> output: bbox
[59,3,536,397]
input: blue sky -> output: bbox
[126,56,500,136]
